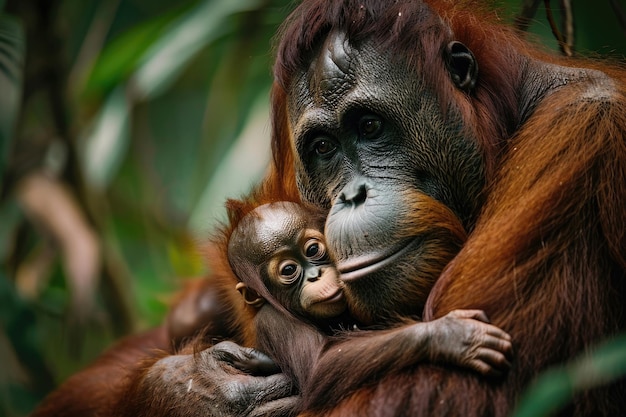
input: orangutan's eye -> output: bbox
[358,115,383,139]
[314,138,336,156]
[305,238,327,261]
[278,260,301,284]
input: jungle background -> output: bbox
[0,0,624,416]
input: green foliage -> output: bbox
[0,1,287,414]
[83,7,188,96]
[0,1,624,416]
[512,334,626,417]
[0,11,24,192]
[82,85,131,189]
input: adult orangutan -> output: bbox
[228,200,512,404]
[31,0,625,416]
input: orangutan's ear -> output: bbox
[445,41,478,92]
[235,282,265,308]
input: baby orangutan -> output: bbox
[228,201,513,408]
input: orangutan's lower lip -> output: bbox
[316,289,344,305]
[337,238,418,282]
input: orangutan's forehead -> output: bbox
[310,31,355,106]
[251,204,308,259]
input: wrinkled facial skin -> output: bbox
[288,32,482,323]
[229,202,346,320]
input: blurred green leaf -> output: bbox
[189,92,271,233]
[83,6,187,97]
[0,270,55,415]
[81,86,131,189]
[0,13,24,181]
[512,334,626,417]
[131,0,262,101]
[0,199,21,260]
[574,1,626,56]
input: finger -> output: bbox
[239,349,282,375]
[244,373,296,402]
[450,309,490,323]
[480,334,514,359]
[475,347,512,370]
[213,341,280,375]
[212,340,245,357]
[467,359,502,377]
[234,353,281,375]
[248,395,300,417]
[484,324,512,340]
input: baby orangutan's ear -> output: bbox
[235,282,265,308]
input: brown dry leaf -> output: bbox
[16,172,101,316]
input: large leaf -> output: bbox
[80,0,268,192]
[82,5,188,97]
[188,92,271,233]
[130,0,262,101]
[80,86,131,189]
[0,13,24,182]
[512,334,626,417]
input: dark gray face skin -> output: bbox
[287,32,484,323]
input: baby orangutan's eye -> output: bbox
[278,260,301,284]
[304,238,327,261]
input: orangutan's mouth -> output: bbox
[337,238,419,282]
[316,288,345,305]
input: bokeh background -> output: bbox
[0,0,624,416]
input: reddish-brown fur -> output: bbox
[31,1,625,416]
[268,1,626,415]
[31,327,170,417]
[266,1,626,416]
